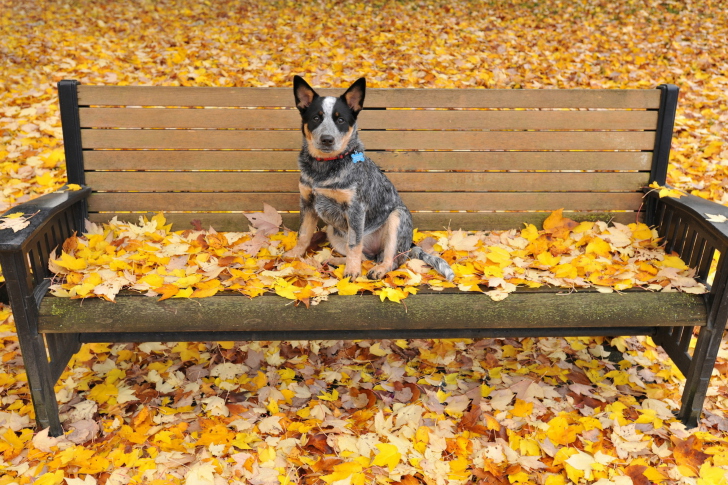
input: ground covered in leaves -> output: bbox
[1,0,728,483]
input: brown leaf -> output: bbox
[304,433,333,455]
[566,369,592,386]
[672,435,710,473]
[624,465,649,485]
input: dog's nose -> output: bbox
[320,135,335,146]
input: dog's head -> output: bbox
[293,76,365,159]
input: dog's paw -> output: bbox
[366,264,390,280]
[283,247,305,259]
[343,266,361,280]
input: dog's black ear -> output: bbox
[342,78,366,115]
[294,76,318,113]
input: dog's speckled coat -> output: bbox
[284,76,454,281]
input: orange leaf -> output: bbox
[154,284,179,301]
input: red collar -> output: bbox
[312,149,354,161]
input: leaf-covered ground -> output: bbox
[1,0,728,483]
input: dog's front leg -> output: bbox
[284,186,317,258]
[344,202,366,279]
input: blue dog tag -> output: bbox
[351,152,365,163]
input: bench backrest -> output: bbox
[59,81,678,231]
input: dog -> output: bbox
[283,76,454,282]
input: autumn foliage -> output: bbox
[1,0,728,484]
[43,206,706,306]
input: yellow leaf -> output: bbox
[54,252,87,271]
[544,474,566,485]
[543,209,565,230]
[34,471,65,485]
[318,389,339,401]
[139,273,165,288]
[336,277,362,295]
[321,462,364,484]
[511,399,534,418]
[66,184,82,191]
[536,252,561,268]
[662,255,689,270]
[585,238,612,258]
[266,398,279,414]
[521,223,540,241]
[35,172,55,186]
[703,140,723,157]
[546,416,581,445]
[191,286,219,298]
[376,287,408,303]
[572,221,594,234]
[372,443,401,471]
[649,182,685,198]
[553,263,577,279]
[252,371,267,389]
[173,287,194,298]
[697,463,728,485]
[258,445,276,463]
[88,383,118,404]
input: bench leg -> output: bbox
[17,331,64,436]
[0,253,65,437]
[676,322,725,428]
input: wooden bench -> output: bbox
[1,80,727,437]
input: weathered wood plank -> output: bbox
[77,86,662,109]
[38,290,706,334]
[83,150,654,172]
[89,211,643,231]
[81,129,656,150]
[88,192,645,212]
[85,172,649,193]
[79,107,659,130]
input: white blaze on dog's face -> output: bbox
[293,76,366,158]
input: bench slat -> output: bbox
[89,211,642,231]
[81,129,656,150]
[88,192,644,212]
[83,150,653,172]
[77,86,662,109]
[85,172,649,193]
[79,107,659,131]
[38,290,706,335]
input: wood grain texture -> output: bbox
[79,107,659,130]
[38,290,705,334]
[85,171,649,193]
[77,85,662,109]
[81,129,656,150]
[83,150,653,172]
[88,211,643,231]
[88,192,644,212]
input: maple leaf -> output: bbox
[372,443,401,471]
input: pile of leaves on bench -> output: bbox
[46,206,706,305]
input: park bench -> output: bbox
[1,80,727,437]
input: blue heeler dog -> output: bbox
[284,76,455,282]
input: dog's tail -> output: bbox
[409,246,455,281]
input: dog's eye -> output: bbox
[313,116,320,122]
[337,117,345,124]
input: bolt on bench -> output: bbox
[1,81,727,436]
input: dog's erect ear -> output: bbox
[342,78,366,115]
[294,76,318,113]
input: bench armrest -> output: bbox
[0,185,90,312]
[649,191,728,312]
[0,185,91,253]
